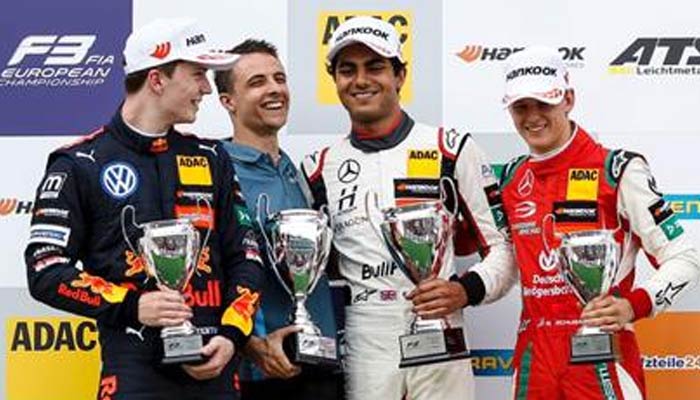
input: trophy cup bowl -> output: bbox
[373,200,470,368]
[558,229,620,364]
[260,208,338,367]
[139,219,204,365]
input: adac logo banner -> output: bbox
[0,0,132,135]
[635,312,700,400]
[609,38,700,77]
[470,348,514,376]
[317,11,414,105]
[665,194,700,220]
[6,316,100,400]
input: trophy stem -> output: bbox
[294,300,320,335]
[579,325,604,336]
[161,320,196,338]
[410,314,446,333]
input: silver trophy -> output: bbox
[122,205,211,364]
[366,179,470,368]
[256,195,338,367]
[557,229,620,364]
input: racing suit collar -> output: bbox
[109,110,173,154]
[349,110,414,152]
[528,124,596,173]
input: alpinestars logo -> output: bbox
[610,38,700,76]
[456,45,585,68]
[2,34,114,88]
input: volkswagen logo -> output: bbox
[101,162,139,199]
[338,159,360,184]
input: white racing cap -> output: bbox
[123,17,238,74]
[502,45,570,107]
[326,16,404,64]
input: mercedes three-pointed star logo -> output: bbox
[338,159,361,183]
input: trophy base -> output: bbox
[570,332,616,364]
[283,331,339,368]
[162,333,204,365]
[398,327,470,369]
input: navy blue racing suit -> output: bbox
[25,110,264,399]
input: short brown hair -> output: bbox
[123,61,179,94]
[214,39,279,94]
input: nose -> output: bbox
[354,67,370,87]
[201,77,212,95]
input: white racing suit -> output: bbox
[300,112,515,400]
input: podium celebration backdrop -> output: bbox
[1,1,698,398]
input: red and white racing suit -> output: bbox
[499,125,699,399]
[300,111,514,400]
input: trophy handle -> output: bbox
[193,196,214,277]
[121,205,142,255]
[541,213,557,255]
[255,193,295,299]
[363,190,410,278]
[307,219,333,296]
[439,176,459,217]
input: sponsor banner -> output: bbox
[0,0,131,135]
[6,316,100,400]
[666,194,700,220]
[443,1,700,135]
[635,312,700,399]
[471,349,514,377]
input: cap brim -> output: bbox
[181,51,239,70]
[326,39,401,64]
[502,90,565,108]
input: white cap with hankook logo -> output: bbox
[326,16,404,64]
[502,46,570,107]
[123,17,238,75]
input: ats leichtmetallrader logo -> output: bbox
[609,38,700,76]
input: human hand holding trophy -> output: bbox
[121,203,212,364]
[255,194,339,367]
[544,217,621,364]
[365,178,470,368]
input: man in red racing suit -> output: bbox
[499,46,699,399]
[411,45,700,400]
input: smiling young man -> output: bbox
[497,46,700,399]
[25,18,264,399]
[214,39,342,400]
[300,16,515,400]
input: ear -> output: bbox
[146,69,165,95]
[563,89,575,114]
[395,68,406,93]
[218,92,237,114]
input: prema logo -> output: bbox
[456,45,586,68]
[150,42,171,59]
[609,38,700,76]
[1,34,114,88]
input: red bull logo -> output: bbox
[71,272,127,304]
[124,250,146,277]
[221,286,260,335]
[183,279,221,308]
